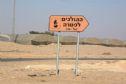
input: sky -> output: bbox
[0,0,126,40]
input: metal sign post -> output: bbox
[56,32,60,76]
[75,32,80,76]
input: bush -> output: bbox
[29,31,55,36]
[29,31,40,34]
[31,40,51,45]
[61,42,76,45]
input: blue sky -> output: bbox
[0,0,126,40]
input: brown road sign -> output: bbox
[49,15,89,32]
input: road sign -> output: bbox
[49,15,89,32]
[48,15,89,76]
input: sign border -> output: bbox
[48,15,89,32]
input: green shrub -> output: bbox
[61,42,76,45]
[31,40,51,45]
[29,31,55,36]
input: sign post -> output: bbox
[49,15,89,76]
[56,32,60,76]
[75,32,80,76]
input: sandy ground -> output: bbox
[0,41,126,84]
[0,41,126,58]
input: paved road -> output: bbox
[1,57,126,62]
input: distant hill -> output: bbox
[1,34,126,47]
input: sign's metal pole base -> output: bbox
[75,32,80,76]
[56,32,60,76]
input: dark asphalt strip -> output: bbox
[1,57,126,62]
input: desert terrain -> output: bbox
[0,41,126,84]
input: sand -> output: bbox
[0,41,126,58]
[0,41,126,84]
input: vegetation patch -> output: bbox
[31,40,51,45]
[102,52,112,55]
[29,31,55,36]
